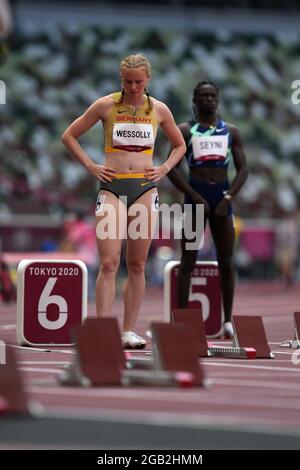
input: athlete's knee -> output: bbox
[127,259,146,276]
[218,256,234,273]
[100,257,120,275]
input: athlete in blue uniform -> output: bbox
[168,81,248,338]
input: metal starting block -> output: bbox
[172,309,256,359]
[125,352,153,369]
[121,369,194,388]
[59,358,192,388]
[232,315,274,358]
[57,318,202,388]
[280,312,300,349]
[207,342,256,359]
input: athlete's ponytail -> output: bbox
[115,88,125,105]
[144,87,153,115]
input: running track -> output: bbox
[0,282,300,449]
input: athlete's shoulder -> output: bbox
[151,97,169,112]
[178,121,192,141]
[223,121,244,145]
[89,94,115,119]
[94,93,115,107]
[223,121,239,133]
[151,98,175,123]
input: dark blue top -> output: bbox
[186,119,232,169]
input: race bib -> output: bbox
[192,135,228,162]
[113,123,154,152]
[95,194,106,215]
[151,192,159,212]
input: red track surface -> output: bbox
[1,282,300,432]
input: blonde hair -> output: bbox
[117,54,153,115]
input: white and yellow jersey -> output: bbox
[104,92,158,156]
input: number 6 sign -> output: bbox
[17,260,87,346]
[164,261,223,338]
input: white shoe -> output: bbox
[145,329,152,339]
[122,331,147,350]
[223,322,234,339]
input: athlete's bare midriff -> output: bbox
[104,152,153,174]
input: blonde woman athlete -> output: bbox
[62,54,186,349]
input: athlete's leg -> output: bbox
[123,189,158,332]
[210,214,235,323]
[178,209,207,308]
[95,191,127,317]
[178,236,198,307]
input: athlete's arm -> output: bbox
[224,124,248,198]
[214,124,248,217]
[144,102,186,182]
[61,97,116,182]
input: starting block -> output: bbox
[280,312,300,349]
[172,309,256,359]
[150,322,206,386]
[232,315,274,358]
[58,318,197,388]
[171,309,209,357]
[17,259,87,346]
[0,346,30,417]
[58,318,125,386]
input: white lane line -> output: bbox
[272,351,297,355]
[213,378,300,392]
[202,361,300,372]
[18,361,69,365]
[209,371,299,377]
[212,387,299,398]
[205,359,293,364]
[26,386,300,411]
[20,367,62,373]
[9,345,75,354]
[0,324,16,330]
[27,378,59,386]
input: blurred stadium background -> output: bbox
[1,0,300,295]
